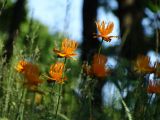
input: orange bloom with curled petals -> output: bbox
[94,20,118,42]
[91,54,110,78]
[53,38,78,58]
[134,55,155,74]
[49,62,66,84]
[16,60,43,88]
[147,81,160,94]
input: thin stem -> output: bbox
[64,57,67,67]
[117,88,132,120]
[16,88,27,120]
[55,58,67,119]
[98,39,104,55]
[55,84,63,119]
[121,99,132,120]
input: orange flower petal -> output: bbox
[49,62,66,84]
[16,60,43,88]
[95,20,117,42]
[134,55,155,74]
[53,38,78,58]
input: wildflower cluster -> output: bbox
[79,20,118,119]
[82,20,117,78]
[0,0,158,118]
[51,38,78,83]
[134,55,160,94]
[15,20,117,119]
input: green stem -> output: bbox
[64,58,67,67]
[3,84,10,117]
[55,58,67,119]
[121,99,132,120]
[98,39,104,55]
[55,84,63,119]
[16,88,27,120]
[117,89,132,120]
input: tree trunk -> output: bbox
[81,0,106,119]
[116,0,148,60]
[3,0,26,62]
[81,0,100,61]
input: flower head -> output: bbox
[23,62,42,86]
[82,54,110,78]
[16,60,27,73]
[134,55,155,74]
[16,60,42,88]
[91,54,110,78]
[53,38,78,58]
[49,62,66,84]
[94,20,118,42]
[147,81,160,94]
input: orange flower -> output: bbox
[147,81,160,94]
[91,54,110,78]
[53,38,78,58]
[94,20,118,42]
[16,60,27,73]
[134,55,155,74]
[49,62,66,84]
[16,60,42,88]
[23,62,42,87]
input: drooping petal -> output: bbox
[104,22,114,35]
